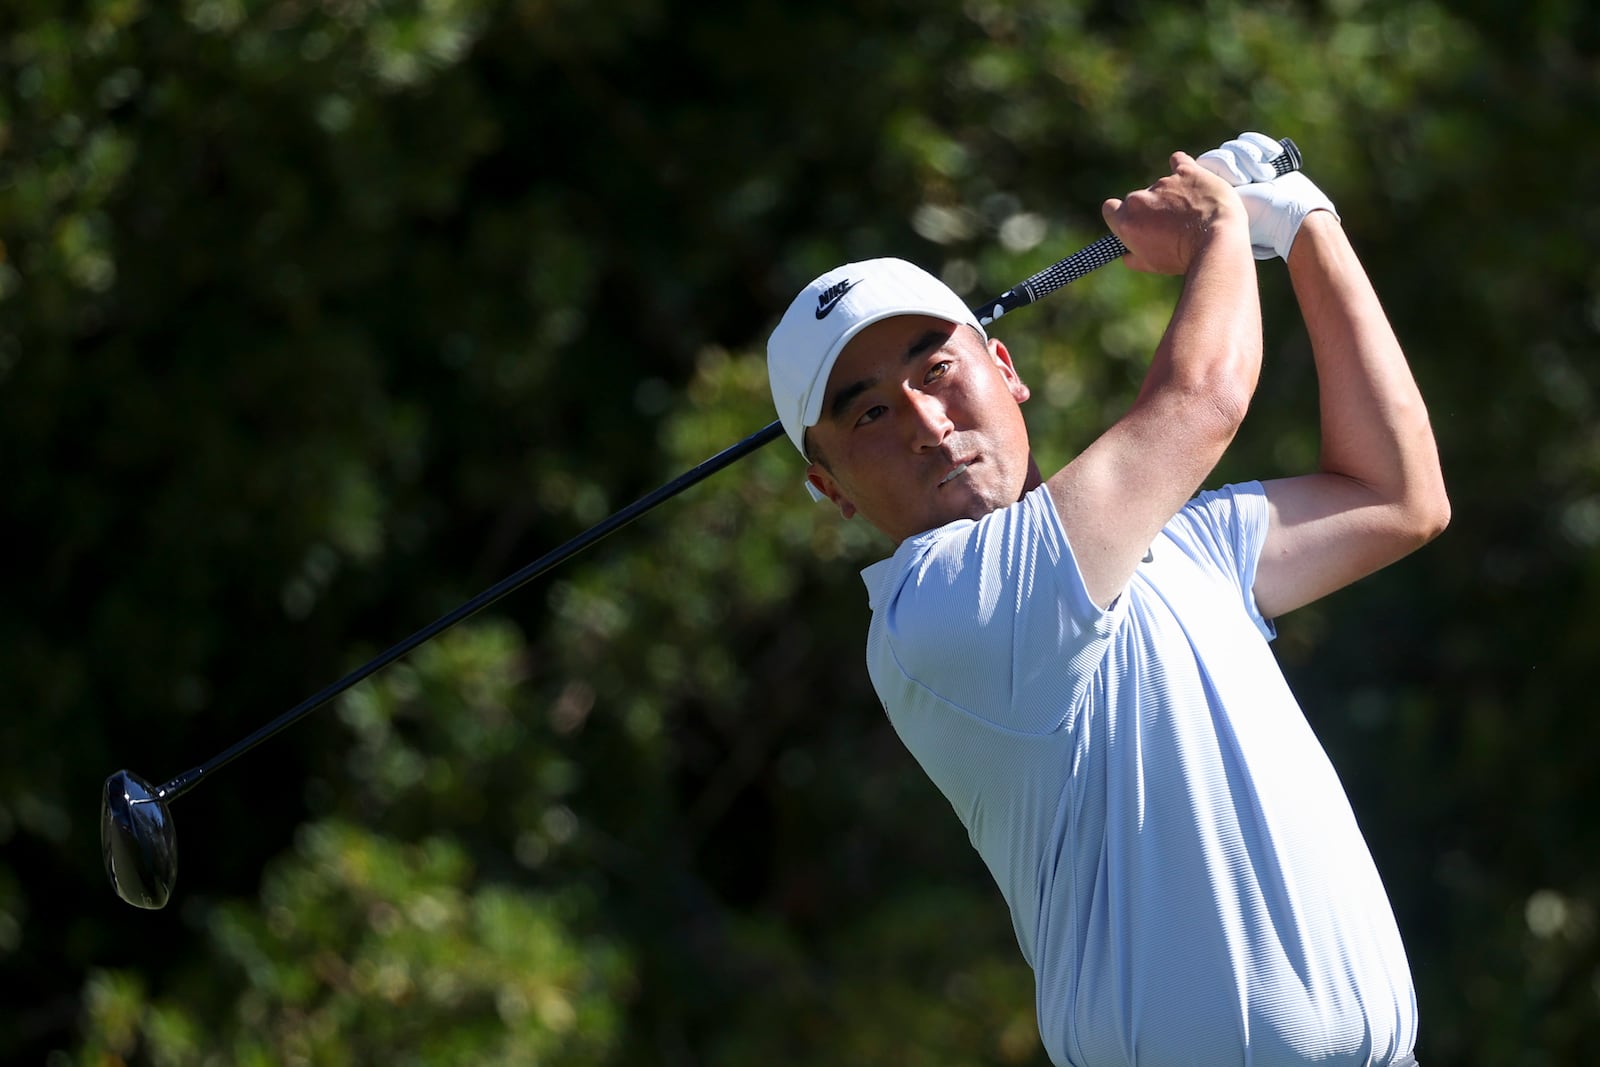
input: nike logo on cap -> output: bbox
[815,278,859,319]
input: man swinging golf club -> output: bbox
[765,133,1448,1066]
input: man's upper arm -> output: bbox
[1046,390,1246,609]
[1255,472,1438,619]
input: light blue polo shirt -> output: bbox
[862,482,1417,1067]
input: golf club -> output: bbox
[102,138,1303,909]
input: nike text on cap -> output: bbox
[766,257,987,458]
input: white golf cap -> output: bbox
[766,257,985,458]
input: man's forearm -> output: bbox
[1139,218,1263,414]
[1288,213,1449,536]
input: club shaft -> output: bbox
[158,420,786,800]
[977,137,1301,325]
[154,136,1305,802]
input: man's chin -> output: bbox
[924,495,1006,534]
[861,487,1013,544]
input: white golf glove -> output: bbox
[1233,173,1338,261]
[1196,132,1288,186]
[1198,132,1339,261]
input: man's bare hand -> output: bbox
[1100,152,1248,275]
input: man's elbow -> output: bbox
[1400,478,1451,550]
[1388,420,1450,550]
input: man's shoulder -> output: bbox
[866,486,1063,609]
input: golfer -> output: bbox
[765,135,1447,1067]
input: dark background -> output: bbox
[3,0,1597,1063]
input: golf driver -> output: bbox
[102,138,1304,908]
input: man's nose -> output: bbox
[904,389,953,450]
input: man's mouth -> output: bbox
[938,462,971,487]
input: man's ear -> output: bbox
[989,337,1030,404]
[806,464,857,520]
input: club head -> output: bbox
[101,769,177,909]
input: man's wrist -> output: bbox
[1197,211,1253,254]
[1182,213,1255,279]
[1286,208,1342,263]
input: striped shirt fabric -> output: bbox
[861,482,1417,1067]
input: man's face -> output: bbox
[804,314,1040,544]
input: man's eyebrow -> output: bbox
[826,376,876,424]
[824,328,952,423]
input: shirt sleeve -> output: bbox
[1159,480,1276,641]
[869,484,1123,734]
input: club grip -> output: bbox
[975,137,1302,326]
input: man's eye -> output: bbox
[926,360,952,383]
[855,405,886,428]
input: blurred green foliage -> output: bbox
[77,821,628,1066]
[3,0,1598,1063]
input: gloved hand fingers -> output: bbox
[1235,132,1286,167]
[1196,132,1288,187]
[1196,146,1253,187]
